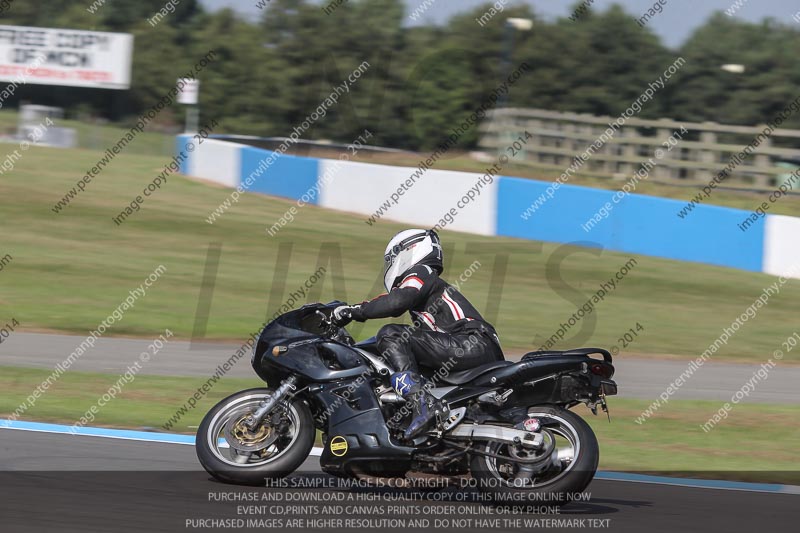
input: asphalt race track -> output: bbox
[4,332,798,403]
[2,335,799,532]
[0,424,797,533]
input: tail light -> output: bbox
[590,363,614,379]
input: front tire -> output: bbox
[470,406,598,506]
[196,388,315,485]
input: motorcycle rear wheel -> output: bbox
[469,405,598,506]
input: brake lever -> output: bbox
[316,309,339,338]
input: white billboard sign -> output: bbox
[0,25,134,89]
[177,78,199,104]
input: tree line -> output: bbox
[3,0,800,151]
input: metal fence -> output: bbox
[479,107,800,187]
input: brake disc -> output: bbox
[506,425,556,473]
[223,409,281,453]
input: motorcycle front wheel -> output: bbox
[196,388,315,485]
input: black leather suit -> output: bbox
[350,264,503,374]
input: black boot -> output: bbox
[403,388,437,439]
[390,371,437,439]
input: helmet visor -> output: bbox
[383,245,401,281]
[382,233,424,288]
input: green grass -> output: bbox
[0,109,176,158]
[586,399,800,484]
[0,366,260,432]
[1,366,796,482]
[1,142,799,361]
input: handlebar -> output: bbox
[315,309,354,344]
[315,309,335,329]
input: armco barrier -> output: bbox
[177,135,799,279]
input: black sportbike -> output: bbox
[196,302,617,502]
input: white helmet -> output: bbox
[383,229,443,291]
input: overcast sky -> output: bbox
[200,0,800,48]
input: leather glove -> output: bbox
[332,305,362,326]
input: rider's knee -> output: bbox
[377,323,408,343]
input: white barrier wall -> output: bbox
[186,139,241,188]
[763,215,800,278]
[317,159,498,236]
[177,136,800,280]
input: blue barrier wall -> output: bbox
[496,177,766,272]
[241,147,319,202]
[176,136,191,174]
[178,135,799,278]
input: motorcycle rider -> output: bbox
[333,229,503,440]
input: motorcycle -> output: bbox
[196,301,617,503]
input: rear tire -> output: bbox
[196,388,315,485]
[470,406,598,506]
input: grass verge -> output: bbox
[1,144,799,361]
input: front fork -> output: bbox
[244,376,298,430]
